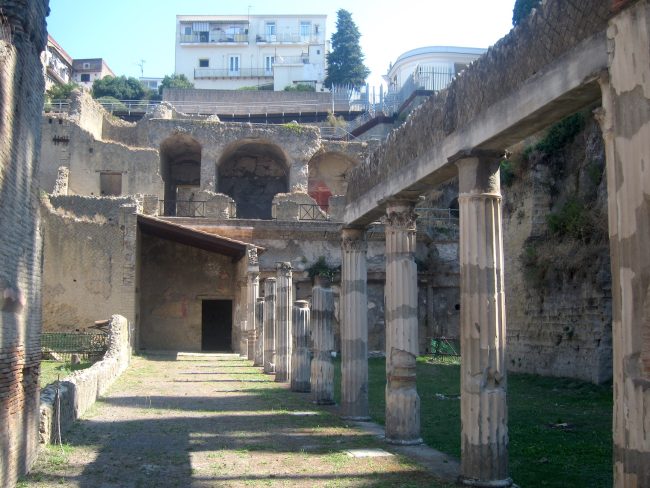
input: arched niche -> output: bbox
[217,139,289,220]
[307,151,357,209]
[160,133,202,216]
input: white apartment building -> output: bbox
[175,14,327,91]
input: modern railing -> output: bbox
[179,33,249,44]
[194,68,273,79]
[298,204,329,221]
[274,55,310,65]
[256,34,321,44]
[158,200,237,218]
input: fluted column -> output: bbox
[275,262,293,383]
[340,228,370,420]
[263,278,277,374]
[456,153,511,487]
[291,300,311,392]
[384,200,421,445]
[254,297,265,367]
[311,276,335,404]
[238,281,248,357]
[247,271,259,361]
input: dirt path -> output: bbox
[24,353,448,487]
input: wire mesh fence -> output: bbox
[41,332,109,362]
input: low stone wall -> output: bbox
[39,314,131,445]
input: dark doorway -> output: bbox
[202,300,232,351]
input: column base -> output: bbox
[457,476,513,487]
[385,436,423,446]
[275,373,288,382]
[341,415,371,422]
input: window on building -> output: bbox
[264,55,275,75]
[83,62,90,69]
[183,25,192,36]
[300,21,311,40]
[199,59,209,68]
[80,73,90,82]
[100,172,122,196]
[229,55,240,76]
[265,22,276,39]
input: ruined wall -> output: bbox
[39,115,161,196]
[0,1,49,485]
[503,117,612,384]
[347,0,613,201]
[139,234,237,351]
[41,196,138,331]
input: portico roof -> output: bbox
[137,215,263,261]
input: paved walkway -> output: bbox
[25,354,451,487]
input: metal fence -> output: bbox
[41,332,108,361]
[298,204,329,221]
[429,337,460,358]
[158,200,237,218]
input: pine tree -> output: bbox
[324,9,370,88]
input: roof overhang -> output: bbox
[137,215,263,261]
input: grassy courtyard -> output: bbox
[335,357,612,488]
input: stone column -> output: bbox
[384,200,421,445]
[263,278,277,374]
[599,6,650,484]
[238,281,248,357]
[254,297,265,367]
[246,271,259,361]
[291,300,311,392]
[311,276,335,404]
[456,153,511,487]
[275,262,293,382]
[340,228,370,420]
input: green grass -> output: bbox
[335,357,612,488]
[40,360,92,388]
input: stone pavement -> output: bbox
[24,353,453,487]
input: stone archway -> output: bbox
[307,151,357,210]
[217,140,289,220]
[160,133,202,216]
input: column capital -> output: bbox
[455,155,502,197]
[276,261,293,277]
[247,246,259,267]
[341,227,367,252]
[384,200,417,231]
[264,276,277,284]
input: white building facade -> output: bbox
[385,46,486,93]
[175,14,328,91]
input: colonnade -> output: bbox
[238,152,510,486]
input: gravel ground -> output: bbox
[23,353,448,488]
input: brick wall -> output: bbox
[0,0,49,486]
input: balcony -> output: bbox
[179,33,249,45]
[256,33,321,44]
[194,68,273,80]
[274,55,310,65]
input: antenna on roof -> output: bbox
[137,59,146,77]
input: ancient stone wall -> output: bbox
[41,196,138,332]
[39,314,131,444]
[0,1,49,485]
[503,118,612,383]
[40,115,161,196]
[139,234,237,351]
[347,0,613,202]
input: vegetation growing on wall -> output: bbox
[306,256,340,281]
[284,83,316,92]
[512,0,542,26]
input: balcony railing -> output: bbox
[256,33,321,44]
[179,33,249,44]
[158,200,237,218]
[298,204,329,221]
[194,68,273,79]
[274,55,310,65]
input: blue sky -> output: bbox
[47,0,515,87]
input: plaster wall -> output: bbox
[139,234,237,352]
[41,196,137,331]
